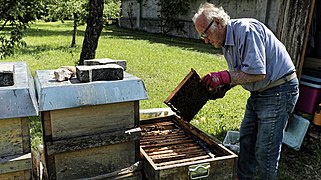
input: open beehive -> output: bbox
[140,116,237,180]
[140,69,237,180]
[141,119,214,167]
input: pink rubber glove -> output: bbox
[202,70,231,90]
[207,85,231,100]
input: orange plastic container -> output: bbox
[313,104,321,126]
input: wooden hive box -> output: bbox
[35,69,148,179]
[0,119,33,180]
[0,62,38,179]
[41,104,143,179]
[140,69,238,179]
[0,118,31,157]
[0,153,32,180]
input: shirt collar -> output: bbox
[224,20,235,47]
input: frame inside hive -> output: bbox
[140,117,216,168]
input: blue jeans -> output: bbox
[237,78,299,180]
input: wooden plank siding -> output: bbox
[276,0,314,79]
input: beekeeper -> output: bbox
[192,2,299,180]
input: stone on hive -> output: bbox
[60,66,76,76]
[0,64,14,86]
[53,68,74,82]
[84,58,127,70]
[76,64,124,82]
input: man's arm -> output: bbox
[229,71,265,86]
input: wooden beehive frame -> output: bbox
[164,69,209,122]
[140,115,235,170]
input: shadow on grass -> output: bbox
[25,28,85,37]
[102,25,222,55]
[22,23,221,56]
[19,44,77,55]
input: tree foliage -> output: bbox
[0,0,121,59]
[104,0,121,22]
[45,0,88,23]
[45,0,121,23]
[45,0,88,47]
[0,0,44,59]
[45,0,121,48]
[157,0,192,34]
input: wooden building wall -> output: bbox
[276,0,313,78]
[120,0,283,38]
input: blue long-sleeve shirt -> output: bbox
[222,18,295,91]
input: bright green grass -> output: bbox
[2,20,249,146]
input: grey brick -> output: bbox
[76,64,124,82]
[0,64,14,86]
[84,58,127,70]
[53,68,74,82]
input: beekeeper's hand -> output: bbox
[202,70,231,91]
[207,84,231,100]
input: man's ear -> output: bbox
[214,18,222,28]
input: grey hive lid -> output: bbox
[35,70,148,111]
[164,69,209,122]
[0,62,39,118]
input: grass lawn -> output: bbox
[2,21,320,179]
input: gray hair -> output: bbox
[192,3,230,27]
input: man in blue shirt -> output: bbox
[192,3,299,180]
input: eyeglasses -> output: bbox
[200,20,214,39]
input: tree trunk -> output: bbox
[79,0,104,65]
[71,13,78,48]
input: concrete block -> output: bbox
[76,64,124,82]
[84,58,127,70]
[53,68,74,82]
[0,64,14,86]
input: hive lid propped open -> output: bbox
[0,62,39,118]
[164,69,210,122]
[35,70,148,111]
